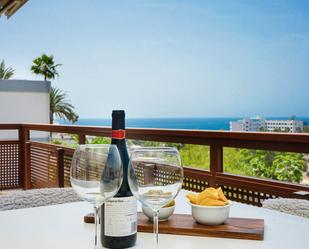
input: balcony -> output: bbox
[1,123,308,207]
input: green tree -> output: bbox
[90,136,111,144]
[272,153,304,182]
[50,86,78,124]
[31,54,61,81]
[0,60,14,79]
[180,144,210,169]
[240,149,304,183]
[223,148,254,176]
[283,127,290,133]
[259,127,266,132]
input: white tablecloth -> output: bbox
[0,190,308,249]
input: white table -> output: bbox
[0,191,308,249]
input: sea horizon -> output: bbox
[59,116,309,131]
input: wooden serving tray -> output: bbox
[84,212,264,241]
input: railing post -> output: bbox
[209,145,223,187]
[24,142,31,189]
[19,127,31,189]
[57,148,64,188]
[57,148,65,188]
[78,134,86,144]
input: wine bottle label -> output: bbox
[111,130,125,139]
[104,196,137,237]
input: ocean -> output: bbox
[59,117,309,131]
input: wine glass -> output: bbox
[128,147,183,248]
[70,144,123,249]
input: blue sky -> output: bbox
[1,0,308,118]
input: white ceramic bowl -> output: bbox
[142,205,175,221]
[189,201,231,225]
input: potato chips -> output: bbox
[186,193,198,204]
[186,187,228,206]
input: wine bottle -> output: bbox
[101,110,137,249]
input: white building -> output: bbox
[230,117,266,132]
[265,120,303,133]
[230,117,304,133]
[0,79,50,139]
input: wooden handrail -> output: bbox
[19,123,309,142]
[30,141,75,154]
[14,123,309,153]
[216,172,309,193]
[2,122,309,145]
[0,124,21,130]
[22,123,111,136]
[0,140,20,144]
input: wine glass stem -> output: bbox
[94,205,100,249]
[153,209,159,248]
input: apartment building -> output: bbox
[265,120,303,133]
[230,117,304,133]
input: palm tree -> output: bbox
[31,54,78,124]
[0,60,14,79]
[50,86,78,124]
[31,54,62,81]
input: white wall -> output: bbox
[0,80,50,139]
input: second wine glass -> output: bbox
[128,147,183,248]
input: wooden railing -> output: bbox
[0,123,309,206]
